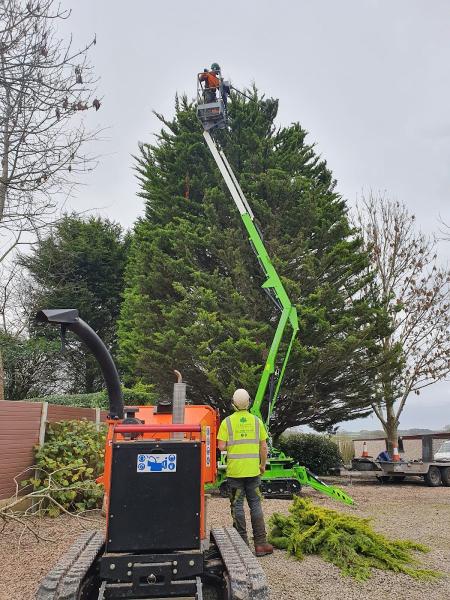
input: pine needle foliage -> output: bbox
[119,90,396,431]
[269,497,441,581]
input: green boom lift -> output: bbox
[197,67,353,505]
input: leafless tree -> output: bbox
[0,0,100,251]
[355,195,450,452]
[439,217,450,242]
[0,0,101,394]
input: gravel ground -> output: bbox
[0,481,449,600]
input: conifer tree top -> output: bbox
[119,88,391,432]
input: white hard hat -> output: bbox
[232,388,250,410]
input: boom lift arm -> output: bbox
[203,130,353,506]
[198,73,354,505]
[203,131,298,426]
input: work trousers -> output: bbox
[204,89,217,103]
[228,476,267,546]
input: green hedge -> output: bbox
[24,420,106,515]
[278,433,342,475]
[26,385,157,410]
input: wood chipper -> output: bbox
[35,309,269,600]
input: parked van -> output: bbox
[435,440,450,462]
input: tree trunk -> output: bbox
[0,181,6,225]
[384,400,398,455]
[83,368,95,394]
[0,49,11,225]
[0,348,4,400]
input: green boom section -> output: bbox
[261,463,353,506]
[240,213,299,424]
[202,131,353,506]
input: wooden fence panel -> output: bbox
[46,405,107,423]
[47,404,96,423]
[0,401,42,500]
[0,401,108,500]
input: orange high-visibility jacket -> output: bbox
[199,71,220,89]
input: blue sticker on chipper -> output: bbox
[136,454,177,473]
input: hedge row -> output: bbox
[277,432,343,475]
[25,420,106,515]
[26,386,157,409]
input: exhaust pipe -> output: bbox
[35,309,124,420]
[172,370,186,439]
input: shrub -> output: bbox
[26,384,157,410]
[25,420,106,515]
[277,432,342,475]
[335,435,355,465]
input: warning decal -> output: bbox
[136,453,177,473]
[205,426,211,467]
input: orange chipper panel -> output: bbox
[101,404,219,543]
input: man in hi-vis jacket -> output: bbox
[217,389,274,557]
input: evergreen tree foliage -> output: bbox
[0,332,61,399]
[119,91,390,433]
[22,215,129,394]
[269,498,439,581]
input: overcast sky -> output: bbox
[58,0,449,431]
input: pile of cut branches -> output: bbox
[269,497,440,581]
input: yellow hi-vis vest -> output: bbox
[217,411,268,478]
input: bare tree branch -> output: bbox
[0,464,99,545]
[355,194,450,448]
[0,0,101,346]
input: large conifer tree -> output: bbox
[22,215,128,393]
[119,92,390,434]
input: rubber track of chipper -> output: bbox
[211,527,269,600]
[36,529,104,600]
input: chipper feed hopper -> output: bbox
[35,309,269,600]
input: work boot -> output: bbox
[254,543,273,557]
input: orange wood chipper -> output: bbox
[35,309,269,600]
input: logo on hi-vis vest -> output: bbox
[236,417,255,439]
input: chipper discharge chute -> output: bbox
[197,66,353,506]
[35,309,269,600]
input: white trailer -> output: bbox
[376,460,450,486]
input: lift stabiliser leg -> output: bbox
[294,466,354,505]
[217,454,353,505]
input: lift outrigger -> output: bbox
[197,66,353,506]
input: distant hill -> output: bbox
[286,426,444,438]
[339,428,438,439]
